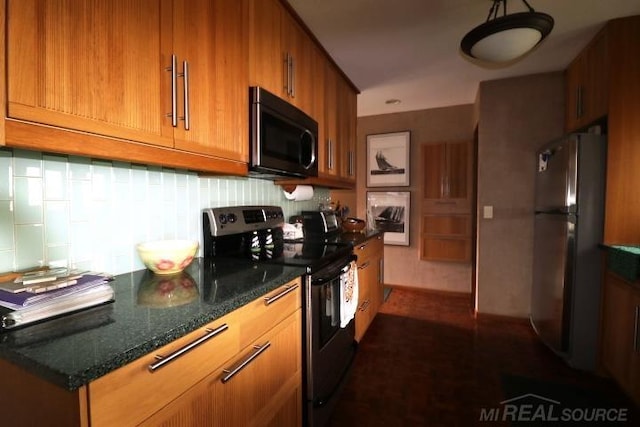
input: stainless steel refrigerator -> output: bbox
[531,133,606,371]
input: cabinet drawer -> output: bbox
[422,214,470,236]
[420,236,471,263]
[89,277,301,426]
[354,234,383,265]
[236,278,302,349]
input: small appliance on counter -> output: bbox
[301,210,339,236]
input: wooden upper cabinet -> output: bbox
[249,0,313,116]
[6,0,249,166]
[337,76,357,182]
[422,141,471,212]
[7,0,173,147]
[249,0,284,98]
[172,0,249,162]
[565,29,609,132]
[321,62,339,177]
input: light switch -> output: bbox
[483,205,493,219]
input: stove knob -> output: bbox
[228,213,237,223]
[218,214,227,224]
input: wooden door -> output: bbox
[337,76,356,181]
[281,11,313,115]
[248,0,284,98]
[7,0,174,147]
[601,273,633,392]
[585,30,609,125]
[172,0,249,162]
[423,143,447,200]
[565,53,586,132]
[321,63,339,177]
[139,311,302,427]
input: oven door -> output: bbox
[307,256,357,426]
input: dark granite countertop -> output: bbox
[601,244,640,283]
[0,258,305,391]
[336,230,384,247]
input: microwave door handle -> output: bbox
[302,129,316,170]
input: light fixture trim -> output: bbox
[385,99,402,105]
[461,4,554,63]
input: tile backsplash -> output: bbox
[0,148,329,275]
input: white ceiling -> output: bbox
[287,0,640,117]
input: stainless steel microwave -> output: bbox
[249,87,318,179]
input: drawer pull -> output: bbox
[263,284,299,306]
[221,342,271,383]
[358,261,370,270]
[148,324,229,372]
[359,300,370,312]
[358,242,368,251]
[634,306,640,353]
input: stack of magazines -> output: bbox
[0,268,114,331]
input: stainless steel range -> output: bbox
[202,205,357,427]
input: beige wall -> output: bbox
[476,72,565,317]
[356,105,475,292]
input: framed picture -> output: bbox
[366,191,410,246]
[366,131,410,187]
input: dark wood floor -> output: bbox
[327,288,638,426]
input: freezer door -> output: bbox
[535,136,578,212]
[531,212,575,354]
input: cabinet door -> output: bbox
[565,53,586,132]
[321,63,339,177]
[281,11,313,115]
[423,143,447,200]
[337,76,357,182]
[7,0,173,147]
[249,0,284,98]
[140,310,302,427]
[420,214,471,262]
[422,141,471,213]
[585,31,609,125]
[172,0,249,162]
[601,273,634,392]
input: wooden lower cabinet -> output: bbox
[354,235,384,341]
[601,271,640,405]
[420,214,471,262]
[0,278,302,427]
[139,310,302,427]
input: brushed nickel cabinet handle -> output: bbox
[166,54,177,127]
[148,324,229,372]
[634,306,640,353]
[221,342,271,383]
[328,139,333,170]
[576,86,583,119]
[263,284,299,306]
[290,55,296,98]
[178,60,190,130]
[358,242,368,251]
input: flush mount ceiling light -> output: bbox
[385,99,402,105]
[460,0,554,64]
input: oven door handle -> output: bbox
[311,254,357,286]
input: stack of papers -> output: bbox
[0,272,114,331]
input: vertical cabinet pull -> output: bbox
[379,258,384,284]
[178,60,190,130]
[166,54,178,127]
[221,342,271,383]
[327,139,333,170]
[576,86,583,119]
[263,284,299,306]
[284,53,293,97]
[634,306,640,353]
[290,55,296,98]
[148,324,229,372]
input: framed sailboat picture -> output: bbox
[366,131,410,187]
[366,191,410,246]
